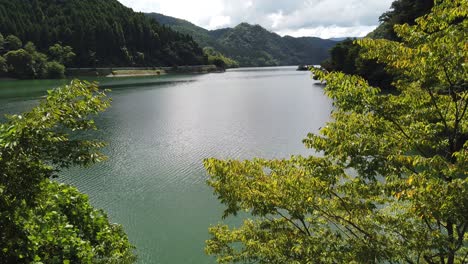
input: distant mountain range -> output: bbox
[147,13,338,67]
[328,37,360,41]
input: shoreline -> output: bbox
[66,65,223,77]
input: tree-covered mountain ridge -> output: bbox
[147,13,338,67]
[0,0,206,67]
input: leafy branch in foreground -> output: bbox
[0,80,136,263]
[204,1,467,263]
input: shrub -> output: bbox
[45,61,65,79]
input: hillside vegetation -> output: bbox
[0,0,206,67]
[148,13,337,67]
[0,33,75,79]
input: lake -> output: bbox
[0,66,333,263]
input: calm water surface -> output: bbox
[0,67,333,263]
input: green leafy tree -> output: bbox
[0,80,136,263]
[322,0,435,91]
[0,55,6,75]
[45,61,65,79]
[48,43,76,65]
[204,1,467,263]
[4,34,22,51]
[4,49,34,78]
[204,47,239,69]
[371,0,434,40]
[24,41,49,78]
[0,33,4,53]
[23,41,37,54]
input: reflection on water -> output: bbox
[0,67,333,264]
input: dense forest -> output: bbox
[321,0,434,89]
[0,0,206,67]
[0,33,75,79]
[148,13,337,67]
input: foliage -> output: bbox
[0,55,6,75]
[204,47,239,69]
[321,39,394,90]
[0,80,136,263]
[24,41,49,78]
[4,49,35,79]
[150,13,337,67]
[48,43,76,66]
[4,34,22,51]
[0,33,4,52]
[45,61,65,79]
[147,13,221,51]
[370,0,435,40]
[322,0,434,91]
[215,23,336,67]
[0,0,205,67]
[204,1,467,263]
[0,35,68,79]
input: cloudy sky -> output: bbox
[118,0,394,39]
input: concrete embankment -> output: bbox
[66,65,222,77]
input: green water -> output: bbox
[0,67,333,263]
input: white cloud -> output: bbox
[244,1,253,9]
[208,16,232,29]
[277,25,377,39]
[268,11,284,29]
[118,0,394,38]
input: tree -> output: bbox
[0,56,6,75]
[48,43,76,66]
[45,61,65,79]
[23,41,37,54]
[0,0,206,67]
[0,33,4,53]
[204,1,467,263]
[0,80,136,263]
[4,34,22,51]
[322,0,435,91]
[373,0,434,40]
[203,47,239,69]
[24,41,49,78]
[4,49,34,78]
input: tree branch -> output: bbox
[276,210,308,236]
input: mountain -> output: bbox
[328,37,358,41]
[149,13,220,50]
[147,13,337,67]
[0,0,205,67]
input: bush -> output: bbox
[0,33,4,52]
[45,61,65,79]
[48,43,76,65]
[0,56,7,76]
[4,49,34,79]
[5,35,22,51]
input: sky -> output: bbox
[118,0,394,39]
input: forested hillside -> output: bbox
[148,13,337,67]
[149,13,221,50]
[0,0,206,67]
